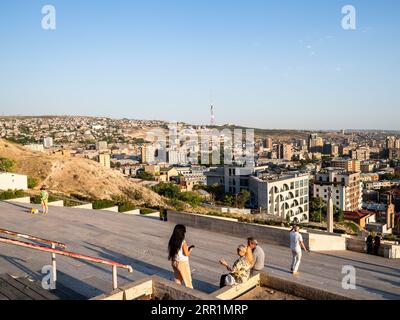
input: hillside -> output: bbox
[0,139,165,207]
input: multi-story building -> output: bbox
[350,148,370,161]
[331,158,360,173]
[386,136,400,149]
[98,153,111,169]
[141,145,155,164]
[308,133,323,153]
[313,168,362,211]
[43,137,53,148]
[96,141,108,152]
[249,172,310,223]
[277,144,293,161]
[388,148,400,160]
[264,138,273,151]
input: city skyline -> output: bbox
[0,0,399,130]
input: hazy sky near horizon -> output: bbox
[0,0,399,130]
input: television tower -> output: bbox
[210,104,215,126]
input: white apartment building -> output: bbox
[313,168,362,211]
[249,173,310,223]
[0,172,28,190]
[43,137,53,148]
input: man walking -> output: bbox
[289,225,308,274]
[247,237,265,273]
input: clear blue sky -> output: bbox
[0,0,399,130]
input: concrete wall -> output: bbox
[220,207,251,215]
[346,236,400,259]
[100,206,119,213]
[168,211,346,251]
[120,209,141,215]
[4,197,31,204]
[71,203,93,210]
[0,173,28,190]
[48,200,64,207]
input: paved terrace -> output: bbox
[0,201,399,300]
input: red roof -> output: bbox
[344,210,375,220]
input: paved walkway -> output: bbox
[0,201,399,299]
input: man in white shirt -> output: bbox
[289,225,309,274]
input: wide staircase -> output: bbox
[0,228,133,300]
[0,273,86,300]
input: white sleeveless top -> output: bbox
[175,241,189,262]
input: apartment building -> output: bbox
[313,168,362,211]
[249,172,310,223]
[141,145,156,164]
[98,153,111,169]
[277,144,293,161]
[331,158,360,172]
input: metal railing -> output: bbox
[0,231,133,291]
[0,228,66,249]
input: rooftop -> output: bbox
[0,201,400,300]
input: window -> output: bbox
[300,180,304,187]
[295,181,299,188]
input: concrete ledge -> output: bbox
[48,200,64,207]
[100,206,119,213]
[71,203,93,210]
[259,272,351,300]
[307,231,346,251]
[91,276,214,301]
[3,197,31,204]
[212,274,261,300]
[152,275,214,301]
[346,237,400,259]
[120,209,141,215]
[168,211,345,251]
[121,278,153,300]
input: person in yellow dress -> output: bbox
[40,186,49,215]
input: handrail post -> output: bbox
[51,243,57,289]
[112,265,118,290]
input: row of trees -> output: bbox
[196,184,250,208]
[152,183,202,208]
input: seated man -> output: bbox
[247,237,265,273]
[219,245,251,288]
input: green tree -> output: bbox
[28,176,39,189]
[0,157,15,172]
[335,207,344,223]
[309,197,325,223]
[236,190,250,208]
[136,171,155,181]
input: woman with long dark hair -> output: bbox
[168,224,194,289]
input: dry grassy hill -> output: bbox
[0,139,166,207]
